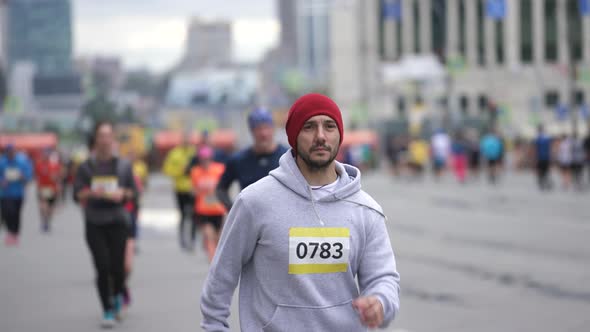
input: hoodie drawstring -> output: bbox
[307,186,325,226]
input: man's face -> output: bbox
[251,124,275,150]
[95,124,115,154]
[296,115,340,170]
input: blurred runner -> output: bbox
[480,129,503,184]
[451,131,469,184]
[0,144,33,246]
[35,148,62,232]
[533,125,553,190]
[570,132,585,191]
[431,129,451,180]
[74,122,137,328]
[466,129,481,180]
[408,135,428,179]
[190,146,226,262]
[162,132,196,251]
[557,134,573,190]
[200,93,400,331]
[216,108,287,210]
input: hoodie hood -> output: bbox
[269,149,383,215]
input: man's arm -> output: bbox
[215,159,236,210]
[200,194,258,331]
[356,212,400,329]
[73,162,91,203]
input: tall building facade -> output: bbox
[181,18,232,70]
[0,0,7,69]
[297,0,331,85]
[331,0,590,134]
[7,0,73,77]
[278,0,298,61]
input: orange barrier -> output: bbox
[0,133,58,161]
[153,130,236,151]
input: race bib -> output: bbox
[5,168,21,181]
[40,187,55,198]
[91,176,118,193]
[288,227,350,274]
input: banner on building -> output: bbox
[555,103,569,121]
[580,0,590,15]
[382,0,402,20]
[580,104,590,120]
[486,0,505,20]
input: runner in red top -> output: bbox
[190,146,226,262]
[35,148,62,232]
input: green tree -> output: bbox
[81,94,118,125]
[119,105,138,124]
[124,70,158,96]
[43,121,63,136]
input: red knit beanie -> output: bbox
[286,93,344,151]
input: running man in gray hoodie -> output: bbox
[201,93,400,331]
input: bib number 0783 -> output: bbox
[296,242,343,260]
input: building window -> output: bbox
[478,95,488,113]
[460,95,470,114]
[495,20,504,64]
[431,0,447,61]
[458,0,466,58]
[520,0,533,63]
[574,90,585,106]
[414,0,421,53]
[545,91,560,108]
[544,0,558,62]
[567,0,583,62]
[477,0,485,66]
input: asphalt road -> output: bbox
[1,169,589,332]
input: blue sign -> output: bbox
[580,104,590,120]
[556,103,569,121]
[486,0,505,20]
[580,0,590,15]
[382,0,402,20]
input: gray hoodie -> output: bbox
[201,150,400,331]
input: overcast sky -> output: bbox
[73,0,279,72]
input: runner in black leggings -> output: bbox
[74,121,137,329]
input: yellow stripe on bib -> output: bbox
[288,263,348,274]
[289,227,350,237]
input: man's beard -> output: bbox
[297,143,339,171]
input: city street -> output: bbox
[1,170,589,332]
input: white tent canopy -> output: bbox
[382,54,447,84]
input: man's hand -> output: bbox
[104,188,126,203]
[352,296,384,329]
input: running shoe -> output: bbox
[113,294,125,321]
[101,311,116,329]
